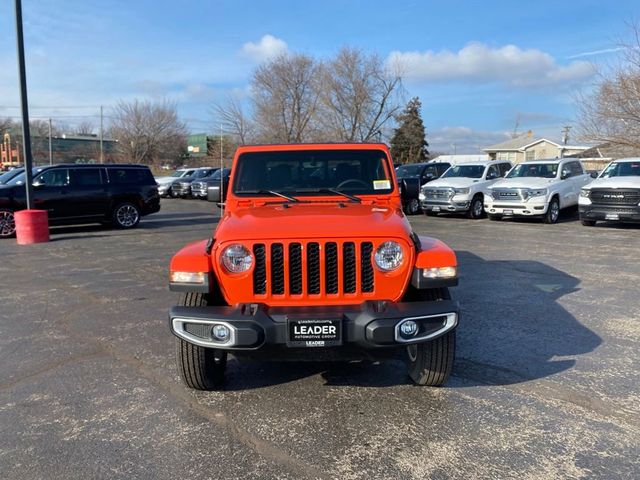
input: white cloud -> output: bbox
[241,34,288,63]
[428,126,511,154]
[387,42,595,88]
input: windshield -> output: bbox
[233,149,393,196]
[170,170,185,177]
[0,169,23,184]
[210,168,229,180]
[395,164,423,177]
[441,165,485,179]
[600,161,640,178]
[507,163,558,179]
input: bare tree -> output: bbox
[577,23,640,155]
[252,53,321,143]
[213,96,254,144]
[75,120,95,135]
[0,117,13,135]
[318,47,403,142]
[108,99,188,164]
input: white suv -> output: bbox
[579,158,640,226]
[484,158,591,224]
[420,161,512,219]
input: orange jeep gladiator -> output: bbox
[169,144,459,389]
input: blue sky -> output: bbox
[0,0,637,153]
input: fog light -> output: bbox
[211,324,231,342]
[399,320,418,338]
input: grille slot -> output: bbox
[271,243,285,295]
[325,242,339,294]
[307,243,321,294]
[343,242,356,294]
[184,323,211,339]
[361,242,374,293]
[288,243,303,295]
[253,244,267,294]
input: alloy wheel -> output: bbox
[116,205,139,227]
[0,210,16,237]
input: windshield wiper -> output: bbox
[295,188,362,203]
[241,189,299,202]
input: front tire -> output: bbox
[175,292,228,390]
[544,197,560,224]
[113,202,140,229]
[467,194,484,219]
[0,209,16,238]
[404,198,421,215]
[402,287,456,386]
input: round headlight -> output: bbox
[221,244,253,273]
[374,241,404,271]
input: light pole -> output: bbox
[14,0,34,209]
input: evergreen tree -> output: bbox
[390,97,429,164]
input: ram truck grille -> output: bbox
[423,188,453,200]
[252,240,376,297]
[589,189,640,205]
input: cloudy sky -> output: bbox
[0,0,637,153]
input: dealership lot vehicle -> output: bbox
[0,163,160,237]
[420,160,512,218]
[396,161,451,215]
[484,158,591,223]
[579,158,640,226]
[1,199,638,479]
[192,167,231,199]
[170,167,218,198]
[169,144,460,389]
[156,168,196,197]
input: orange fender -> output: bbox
[170,239,212,274]
[414,236,457,269]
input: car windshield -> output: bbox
[441,165,485,179]
[0,169,23,184]
[233,149,393,196]
[600,161,640,178]
[395,164,423,177]
[170,170,186,177]
[210,168,229,180]
[507,163,558,179]
[4,167,46,186]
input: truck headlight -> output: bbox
[527,188,547,198]
[453,188,469,195]
[374,241,404,272]
[221,244,253,273]
[580,189,591,198]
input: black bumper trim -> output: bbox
[169,299,459,350]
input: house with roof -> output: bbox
[483,134,589,164]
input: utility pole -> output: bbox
[14,0,34,209]
[220,124,224,218]
[99,105,104,163]
[560,125,572,158]
[48,118,52,165]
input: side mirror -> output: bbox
[486,172,498,180]
[561,169,570,180]
[590,171,598,178]
[33,179,46,187]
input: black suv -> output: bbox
[0,164,160,238]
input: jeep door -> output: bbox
[68,167,108,218]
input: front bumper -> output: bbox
[484,199,549,216]
[170,300,459,351]
[579,205,640,223]
[421,197,470,213]
[191,185,208,198]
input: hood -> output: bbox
[424,177,484,189]
[489,177,558,189]
[215,202,412,243]
[584,177,640,190]
[155,176,179,185]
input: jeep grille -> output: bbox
[252,241,375,297]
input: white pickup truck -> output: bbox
[419,160,512,218]
[484,158,592,224]
[579,158,640,226]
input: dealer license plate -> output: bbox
[432,206,441,212]
[605,213,620,220]
[287,319,342,347]
[503,209,514,215]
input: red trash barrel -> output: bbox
[15,209,50,245]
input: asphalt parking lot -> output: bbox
[1,199,638,479]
